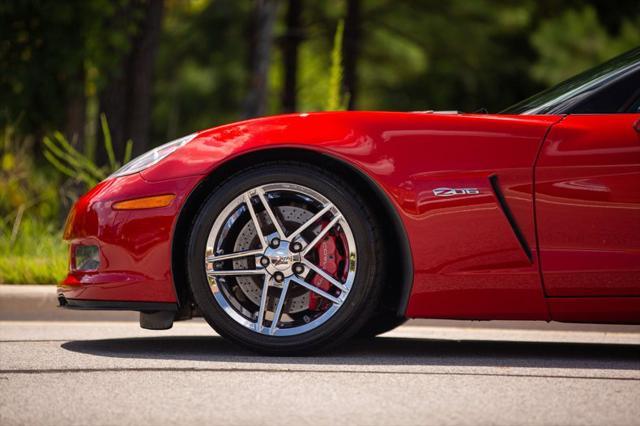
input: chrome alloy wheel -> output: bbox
[204,183,357,337]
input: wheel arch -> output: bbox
[171,147,413,318]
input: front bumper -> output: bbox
[58,172,202,308]
[58,294,178,312]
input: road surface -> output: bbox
[1,319,639,425]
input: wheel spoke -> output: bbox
[244,194,267,248]
[290,275,342,306]
[269,278,290,335]
[255,275,270,333]
[256,188,286,239]
[206,249,263,263]
[301,215,342,255]
[287,204,333,240]
[205,182,356,337]
[302,259,347,292]
[207,269,265,277]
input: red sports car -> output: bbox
[59,48,640,354]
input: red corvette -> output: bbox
[59,48,640,354]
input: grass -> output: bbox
[0,218,67,284]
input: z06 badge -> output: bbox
[432,187,480,197]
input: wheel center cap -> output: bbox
[270,249,293,271]
[263,241,300,276]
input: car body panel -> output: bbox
[157,112,562,321]
[62,111,567,321]
[536,113,640,297]
[548,297,640,323]
[60,173,202,303]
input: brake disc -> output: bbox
[232,206,312,313]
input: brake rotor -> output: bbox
[232,206,313,313]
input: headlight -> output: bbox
[109,133,197,178]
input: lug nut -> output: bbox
[260,256,269,267]
[291,242,303,252]
[293,263,304,275]
[270,238,280,248]
[273,272,285,283]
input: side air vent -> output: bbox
[489,174,533,262]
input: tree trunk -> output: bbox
[64,87,86,149]
[62,66,88,206]
[343,0,361,110]
[97,0,164,165]
[281,0,303,113]
[99,63,127,163]
[129,0,163,156]
[243,0,278,119]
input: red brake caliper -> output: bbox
[308,229,345,311]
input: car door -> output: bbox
[535,113,640,297]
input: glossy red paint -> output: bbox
[59,111,640,323]
[149,112,562,320]
[536,113,640,297]
[60,173,202,303]
[548,297,640,323]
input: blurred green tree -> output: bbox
[151,0,251,141]
[3,0,639,148]
[0,0,138,148]
[243,0,278,118]
[280,0,304,113]
[531,5,640,85]
[97,0,164,162]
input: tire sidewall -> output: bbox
[187,163,382,353]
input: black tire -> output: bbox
[356,311,407,339]
[186,162,386,355]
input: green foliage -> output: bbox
[0,119,113,284]
[353,0,543,112]
[295,17,350,112]
[0,0,141,134]
[0,218,67,284]
[151,0,251,140]
[326,20,347,111]
[531,6,640,85]
[43,114,132,187]
[0,125,67,284]
[0,125,61,226]
[297,40,333,112]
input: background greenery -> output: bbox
[1,0,639,284]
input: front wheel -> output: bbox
[187,162,386,355]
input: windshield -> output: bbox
[502,47,640,114]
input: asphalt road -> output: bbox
[1,320,639,426]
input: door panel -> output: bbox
[536,114,640,296]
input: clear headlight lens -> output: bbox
[109,133,197,178]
